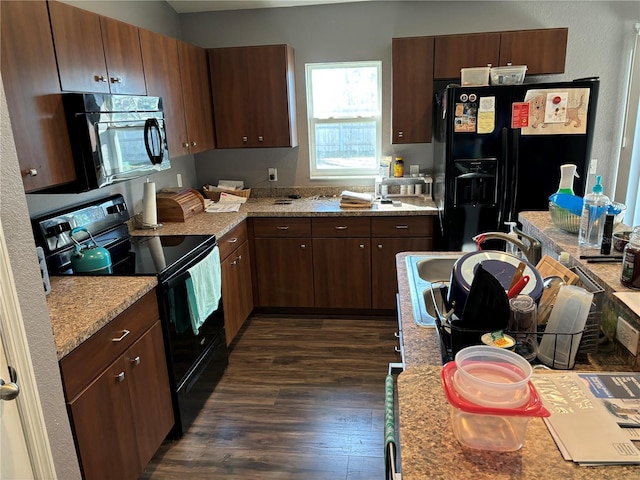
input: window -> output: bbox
[305,61,382,179]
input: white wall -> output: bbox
[181,0,638,200]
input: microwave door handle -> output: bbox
[144,118,163,165]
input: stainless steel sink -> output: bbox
[405,255,461,327]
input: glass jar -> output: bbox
[621,226,640,289]
[393,157,404,178]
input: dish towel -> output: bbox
[185,246,222,335]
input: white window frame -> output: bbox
[305,61,382,179]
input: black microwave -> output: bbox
[58,93,171,192]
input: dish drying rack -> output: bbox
[429,264,604,368]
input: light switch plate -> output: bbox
[616,316,639,356]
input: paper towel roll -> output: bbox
[142,181,157,226]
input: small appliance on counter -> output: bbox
[31,194,227,438]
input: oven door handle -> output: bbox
[161,241,217,290]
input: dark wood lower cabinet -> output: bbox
[313,238,372,309]
[61,292,173,480]
[253,237,314,307]
[221,240,254,345]
[372,237,432,309]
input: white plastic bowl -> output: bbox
[454,345,532,408]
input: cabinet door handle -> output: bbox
[277,226,289,230]
[191,141,197,147]
[111,329,130,342]
[258,136,264,142]
[182,142,189,148]
[116,372,125,382]
[300,244,306,249]
[25,168,38,177]
[394,346,401,353]
[110,76,122,84]
[377,244,383,249]
[359,244,365,249]
[230,260,237,265]
[95,75,108,82]
[129,356,141,366]
[227,237,238,243]
[237,255,242,261]
[395,225,409,229]
[394,332,400,338]
[242,136,248,143]
[335,226,348,230]
[398,131,404,138]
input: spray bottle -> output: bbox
[556,164,579,194]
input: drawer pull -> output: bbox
[395,225,409,229]
[277,226,289,230]
[231,259,238,265]
[394,346,401,353]
[378,244,383,249]
[335,226,348,230]
[130,356,141,366]
[300,244,306,249]
[116,372,125,382]
[394,332,400,338]
[111,330,130,342]
[359,244,365,249]
[227,237,238,244]
[237,255,242,261]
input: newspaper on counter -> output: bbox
[532,372,640,466]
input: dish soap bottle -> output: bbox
[621,226,640,289]
[578,175,610,248]
[557,164,578,194]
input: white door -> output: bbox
[0,337,33,480]
[0,216,56,479]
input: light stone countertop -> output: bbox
[46,275,157,359]
[129,195,438,237]
[398,365,640,480]
[49,195,437,361]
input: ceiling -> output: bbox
[166,0,372,13]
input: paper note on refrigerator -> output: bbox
[521,88,590,135]
[476,96,495,134]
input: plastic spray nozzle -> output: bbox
[593,175,603,194]
[505,221,517,232]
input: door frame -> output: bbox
[0,217,57,479]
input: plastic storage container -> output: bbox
[461,67,490,86]
[537,285,593,369]
[441,361,550,452]
[489,65,527,85]
[453,345,532,408]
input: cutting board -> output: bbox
[535,255,579,285]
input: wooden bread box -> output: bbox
[156,188,205,222]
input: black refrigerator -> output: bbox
[433,78,599,251]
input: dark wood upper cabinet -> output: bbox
[209,44,297,148]
[139,29,190,159]
[99,16,147,94]
[177,40,216,154]
[499,28,568,74]
[434,28,568,79]
[48,0,146,94]
[1,0,76,192]
[434,32,501,79]
[392,36,435,144]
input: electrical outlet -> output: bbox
[616,316,639,356]
[268,168,278,182]
[589,158,598,175]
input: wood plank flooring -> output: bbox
[141,314,399,480]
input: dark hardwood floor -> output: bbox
[141,314,399,480]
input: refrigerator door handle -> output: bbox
[508,128,520,222]
[498,127,510,227]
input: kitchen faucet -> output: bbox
[472,227,542,265]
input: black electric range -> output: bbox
[32,194,228,438]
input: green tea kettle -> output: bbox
[70,227,112,274]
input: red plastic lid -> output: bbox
[441,362,550,417]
